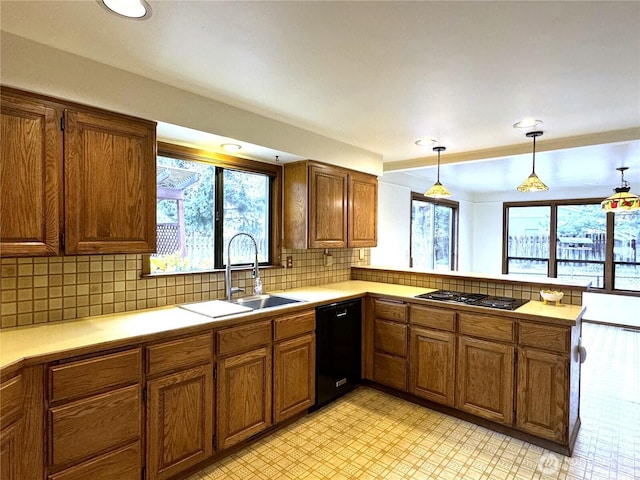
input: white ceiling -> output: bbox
[1,1,639,194]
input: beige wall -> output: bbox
[0,248,370,329]
[0,32,382,176]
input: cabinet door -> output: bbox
[274,334,315,423]
[147,365,214,480]
[309,164,348,248]
[516,348,568,443]
[410,327,455,406]
[348,172,377,247]
[456,336,514,425]
[0,93,62,256]
[49,385,141,470]
[373,352,407,391]
[0,421,20,480]
[374,319,407,356]
[47,442,140,480]
[217,347,272,450]
[64,109,156,254]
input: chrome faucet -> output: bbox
[225,232,263,301]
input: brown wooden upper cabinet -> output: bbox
[283,161,377,249]
[0,87,157,257]
[1,91,62,256]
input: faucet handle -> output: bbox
[230,287,245,295]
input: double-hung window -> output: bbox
[147,143,280,275]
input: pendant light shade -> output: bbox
[424,146,452,198]
[601,167,640,212]
[517,131,548,192]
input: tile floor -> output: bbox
[189,323,639,479]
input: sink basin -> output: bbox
[232,294,303,310]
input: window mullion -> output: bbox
[549,203,558,278]
[214,167,225,269]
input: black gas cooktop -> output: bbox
[415,290,528,311]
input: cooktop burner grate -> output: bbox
[415,290,527,311]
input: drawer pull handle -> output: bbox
[336,378,347,387]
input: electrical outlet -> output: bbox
[359,248,365,260]
[286,256,293,268]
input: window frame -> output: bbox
[143,142,282,276]
[503,198,639,295]
[409,193,459,271]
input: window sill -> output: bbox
[140,263,283,279]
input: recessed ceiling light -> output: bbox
[415,137,437,146]
[101,0,151,19]
[513,118,542,129]
[221,143,242,152]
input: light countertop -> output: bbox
[0,280,585,370]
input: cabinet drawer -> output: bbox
[458,313,514,343]
[49,349,142,403]
[49,385,141,469]
[373,352,407,391]
[374,319,407,356]
[274,310,315,341]
[146,332,213,376]
[217,320,272,357]
[48,441,140,480]
[0,374,23,426]
[374,299,407,323]
[519,322,570,353]
[410,305,456,331]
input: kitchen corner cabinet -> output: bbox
[216,321,273,450]
[0,87,156,257]
[1,372,23,480]
[409,306,456,407]
[47,348,143,480]
[273,310,316,423]
[0,366,44,480]
[145,333,214,480]
[283,160,377,249]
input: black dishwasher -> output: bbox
[312,299,362,411]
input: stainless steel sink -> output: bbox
[232,294,303,310]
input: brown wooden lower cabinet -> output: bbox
[146,364,214,480]
[217,347,272,450]
[516,348,568,442]
[46,348,143,479]
[373,351,407,391]
[0,421,20,480]
[456,336,514,425]
[274,333,315,423]
[409,327,455,407]
[49,385,141,469]
[47,442,140,480]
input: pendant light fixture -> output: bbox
[601,167,640,212]
[424,146,452,198]
[517,131,548,192]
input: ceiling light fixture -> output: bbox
[221,143,241,152]
[424,146,452,199]
[513,118,542,129]
[517,131,548,192]
[601,167,640,212]
[415,137,437,147]
[101,0,151,19]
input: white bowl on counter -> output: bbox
[540,289,564,305]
